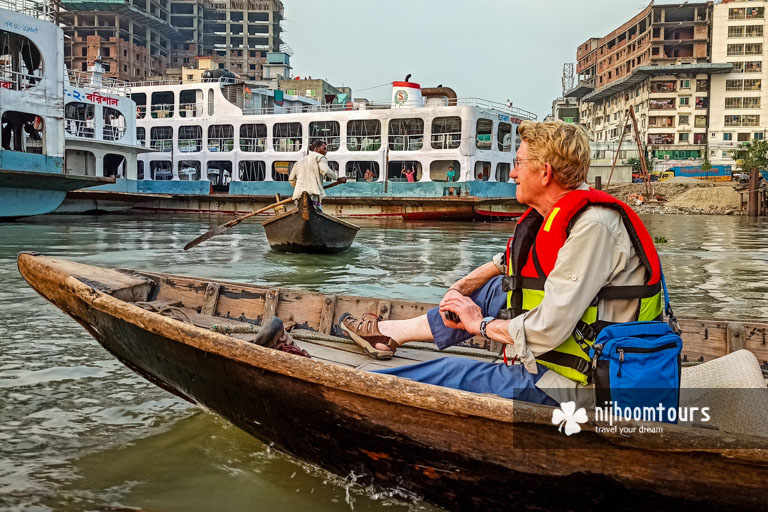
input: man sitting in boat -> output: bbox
[339,120,663,407]
[289,140,345,210]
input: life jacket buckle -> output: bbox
[501,275,516,292]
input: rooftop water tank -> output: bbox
[391,81,423,109]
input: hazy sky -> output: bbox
[283,0,673,118]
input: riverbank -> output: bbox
[603,179,743,215]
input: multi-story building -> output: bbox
[61,0,284,82]
[200,0,284,81]
[61,0,181,81]
[567,1,732,169]
[708,0,768,165]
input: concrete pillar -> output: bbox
[126,154,137,180]
[95,153,104,177]
[748,168,759,217]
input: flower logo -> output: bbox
[552,401,588,436]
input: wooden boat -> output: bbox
[262,192,360,253]
[17,253,768,512]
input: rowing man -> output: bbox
[289,140,345,210]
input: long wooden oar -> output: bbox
[184,180,344,250]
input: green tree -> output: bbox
[735,139,768,172]
[625,157,642,174]
[701,158,712,172]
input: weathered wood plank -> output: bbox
[318,295,337,334]
[727,322,746,353]
[263,288,280,320]
[201,283,221,316]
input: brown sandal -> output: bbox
[338,312,398,360]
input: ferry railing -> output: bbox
[207,138,234,152]
[430,132,462,150]
[179,103,204,118]
[178,139,202,152]
[150,139,173,152]
[65,119,95,139]
[67,70,131,97]
[0,69,41,91]
[346,136,382,152]
[151,104,174,119]
[273,137,303,152]
[0,0,56,21]
[103,124,126,141]
[310,136,340,152]
[388,134,424,151]
[240,138,267,152]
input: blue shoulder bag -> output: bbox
[588,268,683,422]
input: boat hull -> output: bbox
[16,254,768,512]
[262,194,360,253]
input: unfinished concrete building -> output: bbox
[61,0,181,81]
[169,0,206,70]
[567,1,732,167]
[201,0,284,81]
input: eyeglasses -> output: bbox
[513,158,536,169]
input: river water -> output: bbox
[1,213,767,511]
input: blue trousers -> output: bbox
[375,276,558,406]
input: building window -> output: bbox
[650,81,676,93]
[679,97,690,107]
[723,133,732,141]
[680,79,691,89]
[695,116,707,128]
[726,79,743,91]
[729,7,765,20]
[728,97,744,109]
[744,79,761,91]
[744,97,761,109]
[725,115,741,127]
[81,47,87,57]
[738,133,751,142]
[81,62,87,71]
[727,44,745,56]
[678,115,689,125]
[746,25,764,37]
[745,43,763,55]
[755,133,765,140]
[695,97,708,109]
[743,115,760,126]
[728,26,745,38]
[679,133,689,142]
[729,61,745,73]
[696,79,707,92]
[745,61,762,72]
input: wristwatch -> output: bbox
[479,316,496,339]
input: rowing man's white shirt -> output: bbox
[288,152,338,200]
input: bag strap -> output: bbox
[659,260,681,335]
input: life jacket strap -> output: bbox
[536,351,592,380]
[596,282,661,300]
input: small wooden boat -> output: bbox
[17,253,768,512]
[262,192,359,253]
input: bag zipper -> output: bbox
[615,342,678,378]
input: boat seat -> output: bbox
[680,349,768,437]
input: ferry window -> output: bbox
[65,102,95,139]
[178,160,201,181]
[150,160,173,180]
[324,161,340,182]
[0,30,43,90]
[309,121,340,151]
[179,89,202,117]
[150,126,173,152]
[496,162,511,182]
[137,160,144,180]
[136,127,145,146]
[429,160,460,182]
[431,117,462,150]
[207,161,232,190]
[345,161,379,182]
[208,89,215,116]
[104,153,126,178]
[151,91,174,119]
[272,161,295,181]
[239,160,266,181]
[475,161,492,181]
[347,120,381,151]
[240,124,267,152]
[388,161,421,182]
[1,111,44,153]
[130,93,146,119]
[476,119,493,150]
[388,118,424,151]
[103,107,126,141]
[208,124,234,152]
[178,125,202,152]
[498,123,512,152]
[273,122,302,152]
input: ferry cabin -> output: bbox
[128,79,533,196]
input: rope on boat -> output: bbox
[135,302,192,324]
[209,324,502,360]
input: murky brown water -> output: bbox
[1,213,767,511]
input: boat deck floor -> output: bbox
[158,301,501,372]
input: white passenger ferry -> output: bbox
[0,0,113,219]
[78,76,536,219]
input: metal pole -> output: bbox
[606,109,629,188]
